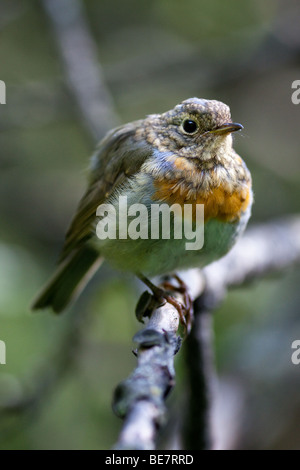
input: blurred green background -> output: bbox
[0,0,300,450]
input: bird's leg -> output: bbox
[136,273,193,333]
[136,273,167,305]
[160,274,194,334]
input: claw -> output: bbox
[137,273,194,334]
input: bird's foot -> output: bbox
[137,273,193,334]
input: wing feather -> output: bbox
[59,121,151,260]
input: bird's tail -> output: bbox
[31,246,102,313]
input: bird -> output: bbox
[31,97,252,322]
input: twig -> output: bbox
[183,301,215,450]
[112,293,183,450]
[1,216,300,446]
[112,271,204,450]
[204,215,300,293]
[113,215,300,450]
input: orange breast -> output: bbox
[152,180,251,223]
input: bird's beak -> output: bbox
[209,122,243,135]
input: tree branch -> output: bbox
[183,302,215,450]
[204,215,300,293]
[113,215,300,450]
[112,294,183,450]
[42,0,118,140]
[1,216,300,447]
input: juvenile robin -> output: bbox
[32,97,252,322]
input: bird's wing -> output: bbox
[59,121,152,261]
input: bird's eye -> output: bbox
[182,119,198,134]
